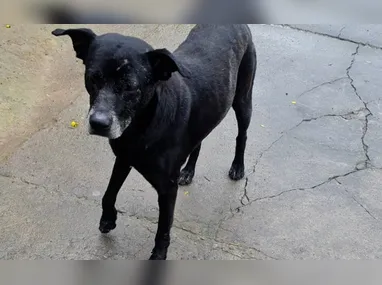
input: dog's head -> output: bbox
[52,28,190,139]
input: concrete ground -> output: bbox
[1,24,382,260]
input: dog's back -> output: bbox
[171,25,256,144]
[175,25,252,94]
[176,25,252,60]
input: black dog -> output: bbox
[52,25,256,260]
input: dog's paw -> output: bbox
[99,209,117,234]
[149,250,167,260]
[178,169,195,186]
[229,163,245,181]
[99,220,116,233]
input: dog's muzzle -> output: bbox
[88,109,129,139]
[88,111,117,138]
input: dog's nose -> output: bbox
[89,112,112,130]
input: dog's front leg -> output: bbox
[99,156,131,234]
[149,181,178,260]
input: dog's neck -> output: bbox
[143,81,182,147]
[119,79,180,148]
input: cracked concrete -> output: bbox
[346,45,373,168]
[1,24,382,259]
[285,25,382,50]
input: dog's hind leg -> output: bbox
[178,143,201,185]
[229,43,256,181]
[99,157,131,233]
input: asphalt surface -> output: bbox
[1,24,382,260]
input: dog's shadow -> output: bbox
[98,233,118,258]
[77,250,169,285]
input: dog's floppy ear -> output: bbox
[146,48,191,81]
[52,28,96,63]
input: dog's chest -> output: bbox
[110,139,167,166]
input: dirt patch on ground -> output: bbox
[0,24,84,161]
[0,24,193,161]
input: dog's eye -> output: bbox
[85,72,104,95]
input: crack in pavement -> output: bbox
[281,25,382,50]
[237,168,367,214]
[233,166,381,227]
[240,44,375,212]
[338,26,346,38]
[4,174,272,259]
[346,45,373,167]
[297,108,367,124]
[211,216,277,259]
[240,177,250,206]
[346,45,360,97]
[214,206,235,241]
[0,172,98,207]
[360,108,372,167]
[248,107,367,182]
[0,172,50,190]
[241,107,369,208]
[347,191,377,220]
[213,241,277,260]
[122,210,276,259]
[250,132,285,177]
[334,178,377,220]
[0,172,43,188]
[367,97,382,106]
[296,77,348,99]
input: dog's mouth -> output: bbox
[88,127,113,138]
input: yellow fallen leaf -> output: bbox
[260,124,265,128]
[70,121,79,128]
[291,101,297,105]
[184,191,189,196]
[5,24,11,28]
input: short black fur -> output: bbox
[52,24,257,260]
